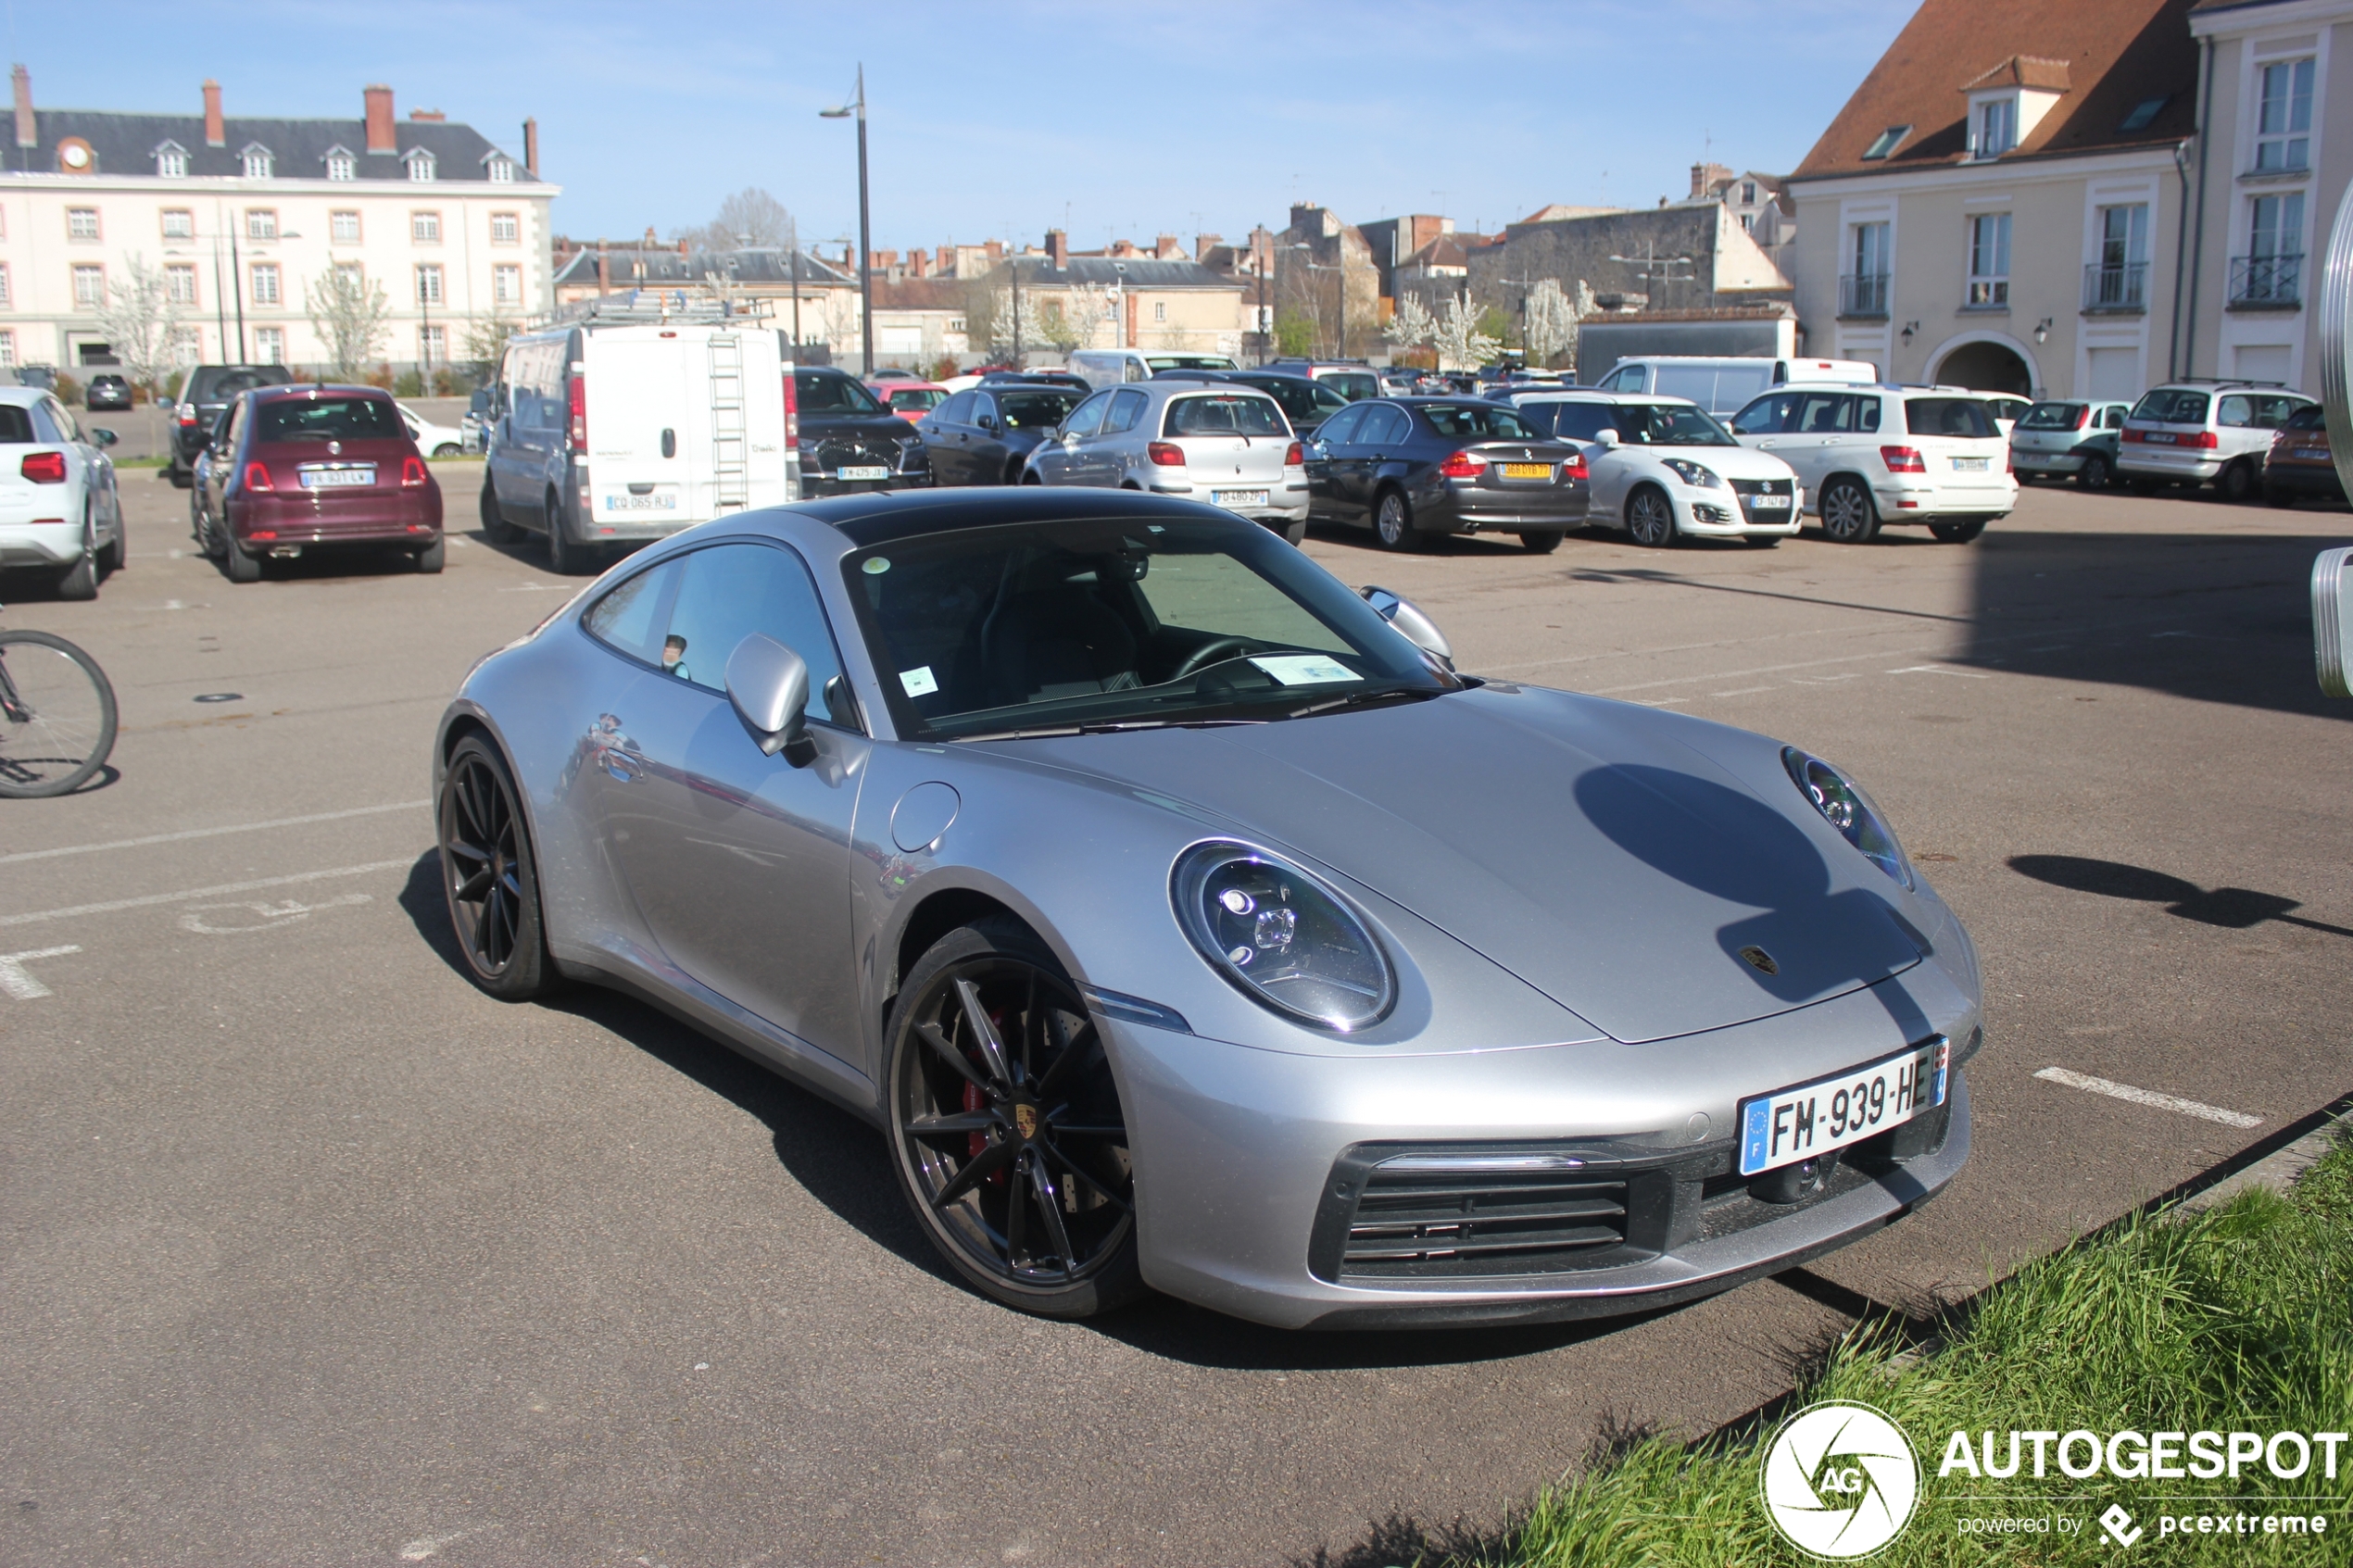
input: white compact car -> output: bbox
[1728,383,2016,544]
[0,385,125,598]
[396,401,468,458]
[1513,392,1802,547]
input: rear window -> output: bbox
[255,396,402,442]
[1164,395,1287,437]
[886,388,943,412]
[2019,402,2086,431]
[2133,389,2209,425]
[1903,398,1998,439]
[2284,404,2326,432]
[0,405,35,443]
[1421,402,1537,440]
[1320,371,1380,402]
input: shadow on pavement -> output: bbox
[2007,853,2353,937]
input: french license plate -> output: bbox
[836,465,890,481]
[1501,462,1552,480]
[299,466,374,488]
[604,493,677,511]
[1950,456,1989,471]
[2145,431,2178,444]
[1214,489,1270,508]
[2296,447,2329,459]
[1739,1039,1949,1176]
[1749,494,1790,508]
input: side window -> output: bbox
[970,394,998,426]
[584,557,684,666]
[2255,395,2303,428]
[1315,404,1367,446]
[661,543,849,719]
[1061,392,1112,438]
[1123,358,1149,383]
[1103,388,1149,433]
[1730,395,1786,435]
[2217,395,2252,428]
[934,392,973,424]
[1856,396,1882,433]
[220,395,245,449]
[31,398,66,444]
[1553,402,1619,442]
[1795,393,1853,433]
[2102,405,2123,430]
[1359,405,1410,446]
[1606,365,1647,392]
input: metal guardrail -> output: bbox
[2083,261,2148,311]
[2230,253,2303,307]
[1838,272,1889,318]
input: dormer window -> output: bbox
[324,145,356,181]
[486,155,516,183]
[2119,95,2169,133]
[404,148,436,182]
[241,143,273,179]
[1973,96,2018,158]
[154,141,189,179]
[1961,57,2068,162]
[1861,125,1912,161]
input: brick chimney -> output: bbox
[202,79,223,147]
[1045,228,1068,268]
[908,249,927,279]
[1194,232,1221,261]
[363,84,396,155]
[522,117,538,178]
[12,65,32,151]
[983,239,1004,266]
[936,245,953,276]
[409,107,446,122]
[597,239,610,295]
[1154,232,1179,260]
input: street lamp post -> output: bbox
[819,67,875,376]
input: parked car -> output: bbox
[1263,358,1382,403]
[795,367,934,500]
[2009,399,2131,489]
[916,383,1087,487]
[1023,381,1307,540]
[0,385,124,600]
[1513,393,1802,548]
[871,381,950,421]
[1065,349,1240,390]
[2118,381,2317,501]
[397,400,469,458]
[1591,357,1879,416]
[2264,404,2344,508]
[84,373,133,412]
[192,385,442,583]
[433,486,1979,1326]
[1728,384,2015,543]
[166,364,297,487]
[1304,396,1589,552]
[1154,370,1352,435]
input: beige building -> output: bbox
[0,70,557,376]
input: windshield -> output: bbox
[1144,355,1239,371]
[255,396,403,442]
[999,392,1080,429]
[1164,395,1288,437]
[2020,402,2085,430]
[842,515,1455,740]
[1322,371,1380,402]
[798,372,886,415]
[1421,402,1537,440]
[1617,403,1739,446]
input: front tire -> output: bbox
[1374,488,1419,550]
[883,919,1144,1320]
[1517,530,1564,554]
[1818,477,1881,543]
[1626,484,1679,548]
[437,735,560,1000]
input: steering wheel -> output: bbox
[1171,636,1260,681]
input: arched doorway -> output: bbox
[1932,339,2033,395]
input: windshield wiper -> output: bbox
[1278,686,1444,721]
[950,716,1269,743]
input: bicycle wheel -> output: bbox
[0,631,118,797]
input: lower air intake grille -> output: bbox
[1306,1149,1678,1280]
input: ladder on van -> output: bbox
[709,333,749,512]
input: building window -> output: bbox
[333,261,365,292]
[0,331,17,368]
[246,208,278,241]
[2088,204,2149,309]
[1741,213,1755,233]
[411,211,441,244]
[1842,221,1890,316]
[1967,213,2011,307]
[490,212,520,244]
[68,207,100,241]
[166,263,197,306]
[170,329,200,368]
[326,150,355,181]
[73,263,105,307]
[161,208,194,240]
[255,327,284,365]
[1153,300,1166,321]
[1742,181,1758,205]
[250,263,281,306]
[0,262,11,307]
[156,144,188,178]
[416,264,444,306]
[1973,97,2017,158]
[242,146,273,180]
[488,156,516,183]
[420,324,447,366]
[2235,191,2307,305]
[1861,124,1912,161]
[2254,57,2316,172]
[409,152,436,182]
[331,209,361,243]
[493,263,522,305]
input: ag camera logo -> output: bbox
[1761,1400,1921,1558]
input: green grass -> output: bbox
[1445,1139,2353,1567]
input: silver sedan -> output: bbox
[433,488,1979,1328]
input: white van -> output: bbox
[1590,357,1879,416]
[1065,347,1239,390]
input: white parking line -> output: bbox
[2033,1067,2263,1128]
[1887,665,1991,679]
[0,859,416,929]
[0,946,80,999]
[0,801,430,866]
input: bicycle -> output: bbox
[0,609,117,797]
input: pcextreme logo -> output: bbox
[1761,1400,1922,1559]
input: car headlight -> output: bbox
[1782,747,1914,890]
[1172,842,1395,1031]
[1662,458,1722,488]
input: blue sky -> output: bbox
[18,1,1911,252]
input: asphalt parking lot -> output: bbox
[3,466,2349,1568]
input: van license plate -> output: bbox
[1739,1039,1950,1176]
[836,466,890,481]
[1950,456,1989,470]
[1501,462,1552,479]
[299,466,375,488]
[2145,432,2177,444]
[604,493,677,511]
[1214,489,1269,508]
[2296,447,2329,459]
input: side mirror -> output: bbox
[92,428,118,447]
[1359,584,1453,669]
[2314,546,2353,696]
[977,414,997,432]
[1595,429,1621,448]
[724,632,815,764]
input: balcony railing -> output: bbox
[2083,261,2148,312]
[1839,271,1889,318]
[2230,252,2303,307]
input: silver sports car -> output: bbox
[434,489,1979,1329]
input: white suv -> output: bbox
[1728,384,2016,544]
[2117,381,2315,502]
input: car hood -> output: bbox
[1008,687,1924,1044]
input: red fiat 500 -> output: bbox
[195,385,444,582]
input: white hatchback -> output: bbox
[0,385,125,598]
[1515,392,1802,547]
[1728,384,2016,544]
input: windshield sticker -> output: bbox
[862,557,890,575]
[1250,655,1356,686]
[900,666,939,698]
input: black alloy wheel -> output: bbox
[438,735,559,999]
[1818,478,1881,544]
[2077,452,2111,491]
[885,920,1143,1319]
[1374,489,1419,550]
[1930,517,1989,544]
[2217,459,2256,504]
[1626,484,1679,548]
